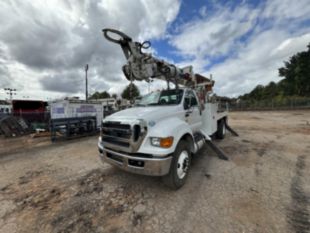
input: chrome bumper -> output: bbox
[98,140,172,176]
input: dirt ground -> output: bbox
[0,110,309,233]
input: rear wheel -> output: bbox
[216,118,226,139]
[163,140,191,190]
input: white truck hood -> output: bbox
[104,105,181,123]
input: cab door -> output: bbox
[183,90,202,132]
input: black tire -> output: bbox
[162,140,191,190]
[216,118,226,139]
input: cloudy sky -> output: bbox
[0,0,309,100]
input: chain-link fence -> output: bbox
[219,97,310,111]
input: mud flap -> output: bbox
[205,140,229,161]
[225,122,239,136]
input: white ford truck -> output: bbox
[98,29,233,189]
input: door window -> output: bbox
[190,92,198,106]
[184,90,198,109]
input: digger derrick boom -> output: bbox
[102,28,214,88]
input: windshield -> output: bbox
[137,89,184,106]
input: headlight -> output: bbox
[151,137,161,146]
[150,137,174,148]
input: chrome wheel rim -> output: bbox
[177,150,189,179]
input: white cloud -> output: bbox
[169,5,259,58]
[199,6,207,18]
[262,0,310,22]
[0,0,309,100]
[0,0,180,100]
[169,0,310,97]
[270,33,310,59]
[210,32,310,97]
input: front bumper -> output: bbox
[98,139,172,176]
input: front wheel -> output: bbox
[162,140,191,190]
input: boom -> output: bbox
[102,28,212,88]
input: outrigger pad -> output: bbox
[225,122,239,136]
[205,140,229,161]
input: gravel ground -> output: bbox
[0,110,309,233]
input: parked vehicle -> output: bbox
[98,29,235,189]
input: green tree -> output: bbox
[111,93,118,99]
[89,91,110,99]
[240,43,310,102]
[263,81,278,99]
[121,83,140,100]
[278,43,310,96]
[247,85,264,100]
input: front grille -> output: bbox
[101,136,130,147]
[102,122,130,130]
[102,122,131,139]
[101,121,146,152]
[101,121,132,149]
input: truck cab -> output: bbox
[98,87,227,189]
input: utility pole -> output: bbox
[85,64,89,102]
[4,88,16,101]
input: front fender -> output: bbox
[137,117,193,155]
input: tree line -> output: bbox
[240,43,310,102]
[89,83,140,100]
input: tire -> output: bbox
[162,140,191,190]
[216,118,226,139]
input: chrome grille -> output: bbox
[101,121,146,153]
[102,122,131,148]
